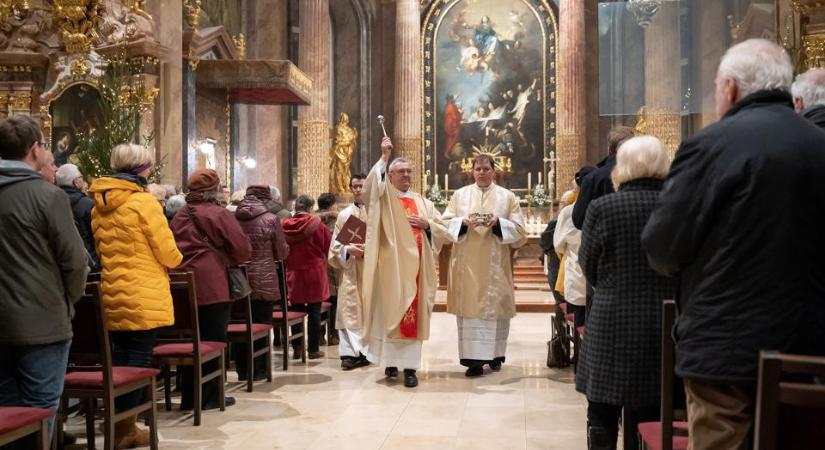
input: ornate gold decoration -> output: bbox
[727,14,743,41]
[792,0,825,16]
[184,0,201,30]
[635,106,680,160]
[459,146,512,174]
[298,119,332,198]
[9,93,31,110]
[70,58,91,76]
[329,112,359,195]
[803,34,825,69]
[0,0,29,23]
[187,48,200,71]
[233,33,246,60]
[53,0,103,54]
[130,0,151,21]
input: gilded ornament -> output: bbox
[53,0,103,54]
[233,33,246,60]
[70,58,91,76]
[184,0,201,30]
[803,34,825,70]
[329,112,359,196]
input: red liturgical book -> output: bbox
[336,215,367,246]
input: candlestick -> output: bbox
[444,173,448,192]
[528,172,532,191]
[538,171,542,185]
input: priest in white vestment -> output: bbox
[328,173,370,370]
[440,154,528,377]
[361,137,444,388]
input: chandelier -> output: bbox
[626,0,662,28]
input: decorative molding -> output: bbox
[53,0,104,54]
[297,119,331,198]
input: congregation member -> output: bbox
[233,185,289,380]
[38,147,57,183]
[0,115,87,446]
[328,173,370,370]
[553,167,594,328]
[317,191,339,346]
[439,154,527,377]
[578,136,675,450]
[165,193,186,222]
[56,163,99,271]
[791,67,825,128]
[282,195,332,360]
[171,169,252,410]
[643,38,825,450]
[571,126,635,229]
[268,185,292,219]
[361,137,444,388]
[226,190,245,213]
[88,143,183,448]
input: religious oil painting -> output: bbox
[49,83,104,167]
[423,0,557,195]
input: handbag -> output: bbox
[546,304,571,368]
[185,206,252,300]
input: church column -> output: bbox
[644,5,681,158]
[557,0,587,198]
[393,0,423,193]
[297,0,331,198]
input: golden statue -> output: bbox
[329,112,358,195]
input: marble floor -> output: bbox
[67,312,589,450]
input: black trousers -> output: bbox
[110,329,157,412]
[587,401,659,450]
[290,303,321,353]
[231,300,273,379]
[180,302,231,408]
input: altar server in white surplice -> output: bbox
[328,173,370,371]
[440,154,528,377]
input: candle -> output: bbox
[444,173,448,192]
[538,171,542,185]
[527,172,532,191]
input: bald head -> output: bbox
[792,68,825,112]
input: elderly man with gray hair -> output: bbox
[643,38,825,449]
[791,67,825,128]
[56,164,99,270]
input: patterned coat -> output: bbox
[576,178,675,407]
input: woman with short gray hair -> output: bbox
[576,136,676,450]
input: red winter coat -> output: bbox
[170,201,252,305]
[235,197,289,301]
[282,212,331,304]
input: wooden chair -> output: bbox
[57,283,160,450]
[0,407,51,450]
[152,271,226,426]
[637,299,688,450]
[272,260,306,370]
[320,300,335,345]
[227,271,274,392]
[754,351,825,450]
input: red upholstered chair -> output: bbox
[0,407,51,450]
[637,300,688,450]
[153,271,227,426]
[227,267,274,392]
[272,260,306,370]
[754,351,825,450]
[57,283,160,450]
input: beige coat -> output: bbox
[328,203,367,330]
[440,183,527,320]
[361,159,444,341]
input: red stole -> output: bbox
[398,197,422,339]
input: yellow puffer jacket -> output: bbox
[89,176,183,330]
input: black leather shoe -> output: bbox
[403,369,418,388]
[385,366,398,377]
[203,396,236,410]
[465,365,484,377]
[489,359,502,371]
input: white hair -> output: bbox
[611,136,671,190]
[165,194,186,217]
[269,185,282,202]
[388,157,412,172]
[792,68,825,109]
[718,39,793,99]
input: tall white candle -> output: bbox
[444,173,448,192]
[528,172,532,191]
[538,171,542,185]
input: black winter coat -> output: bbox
[642,90,825,384]
[576,178,675,406]
[572,154,615,229]
[60,185,99,270]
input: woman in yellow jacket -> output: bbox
[88,144,182,449]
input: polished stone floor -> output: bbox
[68,312,588,449]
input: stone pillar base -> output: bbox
[298,119,331,198]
